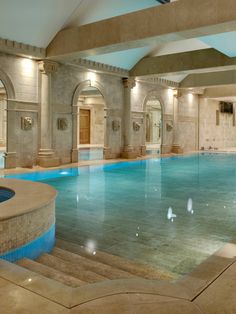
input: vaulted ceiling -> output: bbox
[1,0,236,84]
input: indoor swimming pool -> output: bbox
[6,153,236,278]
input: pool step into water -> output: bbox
[56,239,173,280]
[37,253,107,283]
[15,240,174,289]
[52,247,136,280]
[16,258,86,288]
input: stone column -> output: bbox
[103,107,111,159]
[172,91,183,154]
[141,111,147,156]
[37,60,60,167]
[121,78,137,159]
[71,103,79,163]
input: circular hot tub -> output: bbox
[0,179,57,262]
[0,187,15,203]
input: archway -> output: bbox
[144,95,163,155]
[0,68,15,168]
[72,81,107,161]
[0,80,7,168]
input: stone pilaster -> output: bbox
[121,78,137,159]
[172,91,183,154]
[37,60,60,167]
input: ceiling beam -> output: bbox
[130,49,236,77]
[203,86,236,98]
[47,0,236,59]
[180,70,236,88]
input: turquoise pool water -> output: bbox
[6,153,236,277]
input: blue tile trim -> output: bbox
[0,224,55,262]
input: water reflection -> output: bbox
[167,207,177,222]
[85,239,97,255]
[187,198,194,214]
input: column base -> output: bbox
[37,150,60,168]
[161,144,173,154]
[141,145,146,156]
[172,144,184,154]
[103,147,119,159]
[121,146,138,159]
[4,152,17,169]
[71,148,79,163]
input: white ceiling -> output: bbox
[0,0,82,47]
[0,0,236,83]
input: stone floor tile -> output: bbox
[194,260,236,314]
[71,293,202,314]
[0,278,69,314]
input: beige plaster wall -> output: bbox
[199,98,236,149]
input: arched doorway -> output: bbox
[0,80,7,168]
[145,97,162,155]
[77,86,106,161]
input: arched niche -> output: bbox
[0,68,15,100]
[71,80,108,162]
[142,91,165,155]
[0,68,15,168]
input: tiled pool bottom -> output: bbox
[6,153,236,278]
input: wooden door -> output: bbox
[80,109,90,144]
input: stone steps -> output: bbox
[52,247,137,280]
[16,258,86,288]
[36,253,108,283]
[16,240,174,293]
[56,239,174,281]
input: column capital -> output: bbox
[38,60,58,74]
[122,77,136,89]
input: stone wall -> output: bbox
[175,92,199,152]
[130,80,175,154]
[0,52,208,168]
[199,98,236,149]
[52,65,124,162]
[0,53,39,168]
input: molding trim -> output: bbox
[7,109,38,113]
[7,99,38,105]
[137,77,179,88]
[0,37,45,59]
[68,58,129,77]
